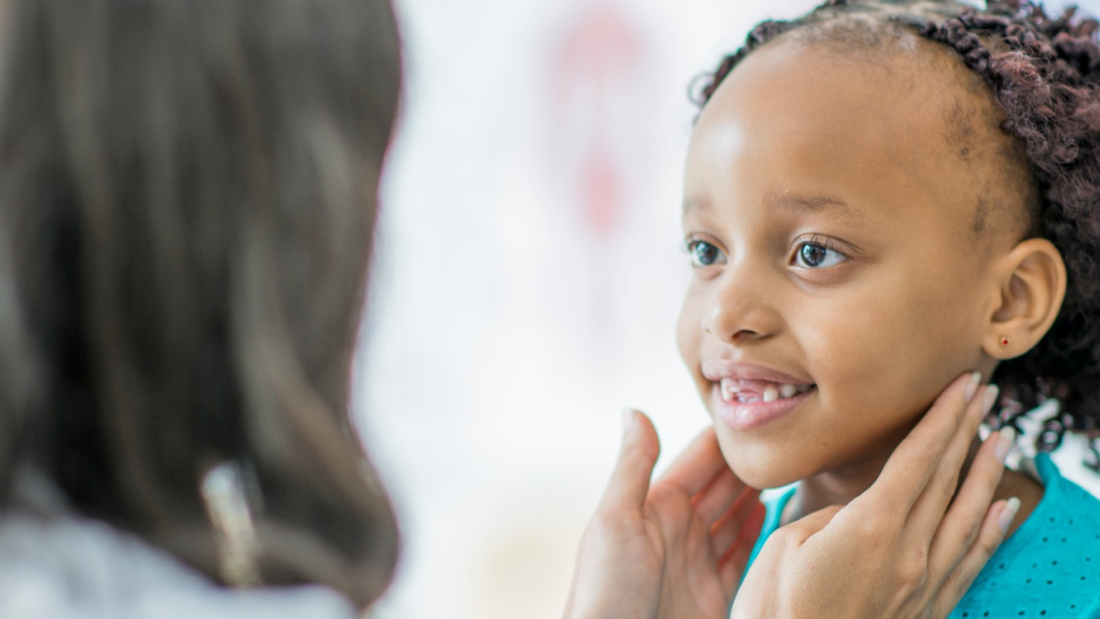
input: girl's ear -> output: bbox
[984,238,1067,359]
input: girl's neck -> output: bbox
[783,442,898,522]
[781,437,1044,538]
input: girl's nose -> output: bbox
[701,266,781,345]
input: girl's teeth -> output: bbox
[720,379,742,401]
[720,379,815,403]
[763,385,779,402]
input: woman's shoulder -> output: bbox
[0,512,358,619]
[952,453,1100,618]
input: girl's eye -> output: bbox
[793,242,847,269]
[687,240,726,267]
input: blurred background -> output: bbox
[354,1,1100,618]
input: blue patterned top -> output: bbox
[746,453,1100,618]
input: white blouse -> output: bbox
[0,472,359,619]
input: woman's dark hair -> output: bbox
[692,0,1100,461]
[0,0,402,606]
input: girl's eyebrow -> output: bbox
[769,193,855,217]
[682,194,861,222]
[682,197,709,219]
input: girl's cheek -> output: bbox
[676,291,706,366]
[678,298,730,401]
[793,306,882,399]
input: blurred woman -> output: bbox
[0,0,402,615]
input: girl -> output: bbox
[566,1,1100,617]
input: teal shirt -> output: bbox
[746,454,1100,618]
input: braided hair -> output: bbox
[693,0,1100,462]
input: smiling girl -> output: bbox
[684,0,1100,615]
[678,4,1050,517]
[565,0,1100,617]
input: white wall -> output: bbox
[356,2,1100,618]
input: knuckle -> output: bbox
[927,464,961,502]
[588,508,622,534]
[927,407,960,433]
[853,515,890,543]
[937,569,974,614]
[647,483,681,507]
[647,485,691,520]
[958,518,981,550]
[767,527,797,550]
[976,531,1001,557]
[896,553,930,591]
[952,569,976,594]
[943,466,962,493]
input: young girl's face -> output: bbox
[677,38,1022,489]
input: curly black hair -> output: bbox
[693,0,1100,461]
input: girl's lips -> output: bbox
[702,359,812,385]
[712,385,816,430]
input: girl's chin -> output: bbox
[729,463,803,491]
[714,435,818,489]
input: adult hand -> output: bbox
[562,410,766,619]
[732,373,1018,619]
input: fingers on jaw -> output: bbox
[661,427,728,495]
[784,504,843,544]
[710,489,764,559]
[692,467,750,524]
[933,384,1000,497]
[908,383,1002,543]
[876,374,980,509]
[943,498,1016,604]
[930,371,982,423]
[930,373,987,454]
[929,419,1012,581]
[716,500,767,588]
[600,411,661,510]
[957,421,1012,503]
[622,408,661,463]
[966,383,1000,440]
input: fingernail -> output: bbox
[621,407,636,435]
[998,496,1021,532]
[995,425,1016,463]
[964,371,982,403]
[982,384,1000,413]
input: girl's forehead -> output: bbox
[686,37,1022,238]
[698,39,966,154]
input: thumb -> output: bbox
[597,408,661,512]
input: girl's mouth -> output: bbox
[719,378,815,403]
[713,379,817,430]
